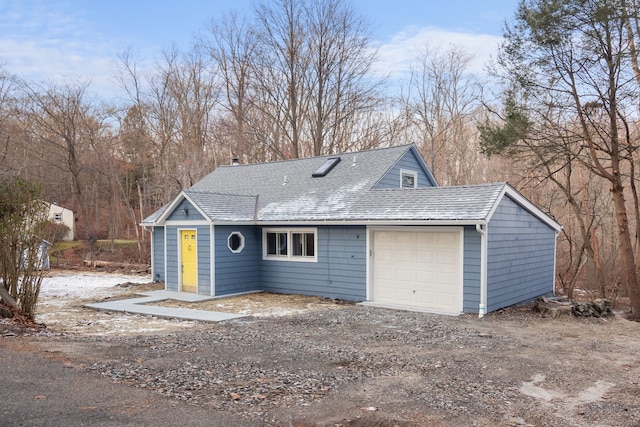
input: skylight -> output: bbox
[312,157,341,177]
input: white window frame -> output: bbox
[263,228,318,262]
[227,231,245,254]
[400,169,418,188]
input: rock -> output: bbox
[592,298,613,316]
[535,297,614,318]
[570,299,615,318]
[0,305,14,318]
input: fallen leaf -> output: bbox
[230,392,241,400]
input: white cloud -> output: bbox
[0,1,127,100]
[372,26,503,80]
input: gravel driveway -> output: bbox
[3,273,640,426]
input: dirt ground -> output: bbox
[2,271,640,426]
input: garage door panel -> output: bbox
[376,248,394,261]
[436,294,458,308]
[375,266,394,280]
[415,270,435,284]
[395,288,414,301]
[438,232,458,245]
[396,232,416,244]
[415,290,436,305]
[416,250,435,263]
[417,232,435,245]
[395,268,415,282]
[376,231,395,243]
[373,230,461,314]
[396,249,416,263]
[376,286,395,299]
[437,252,457,266]
[436,271,457,285]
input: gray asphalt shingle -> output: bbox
[143,144,507,224]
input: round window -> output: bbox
[227,232,245,253]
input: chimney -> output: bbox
[231,157,239,166]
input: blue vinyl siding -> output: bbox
[486,195,556,312]
[196,227,211,294]
[214,225,262,296]
[462,226,481,313]
[261,226,367,301]
[165,226,178,292]
[167,199,204,221]
[152,227,165,283]
[164,225,211,295]
[374,148,436,189]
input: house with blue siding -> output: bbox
[142,144,561,316]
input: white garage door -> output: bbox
[372,230,462,314]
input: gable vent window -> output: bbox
[312,157,341,177]
[401,170,417,188]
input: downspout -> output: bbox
[553,230,560,296]
[476,223,487,318]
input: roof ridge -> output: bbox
[370,182,506,191]
[185,189,257,197]
[216,144,414,169]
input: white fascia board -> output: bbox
[180,192,214,223]
[164,220,211,226]
[154,191,187,224]
[408,144,439,187]
[254,219,486,227]
[155,191,213,225]
[487,184,562,232]
[208,220,259,226]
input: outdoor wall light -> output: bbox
[182,208,189,216]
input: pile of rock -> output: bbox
[572,298,614,318]
[534,296,614,318]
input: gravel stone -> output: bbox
[18,305,635,426]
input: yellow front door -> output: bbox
[180,230,197,293]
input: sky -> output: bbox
[0,0,520,101]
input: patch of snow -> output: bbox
[39,271,151,301]
[32,271,194,336]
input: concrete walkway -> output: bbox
[85,290,245,322]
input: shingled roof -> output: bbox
[142,144,557,228]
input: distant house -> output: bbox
[47,202,74,241]
[142,144,561,316]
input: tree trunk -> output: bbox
[611,181,640,318]
[0,285,19,310]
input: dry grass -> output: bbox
[147,291,354,317]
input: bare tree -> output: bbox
[248,0,385,159]
[252,0,309,159]
[480,0,640,318]
[303,0,381,155]
[402,44,483,184]
[201,13,261,162]
[116,46,220,202]
[16,80,108,246]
